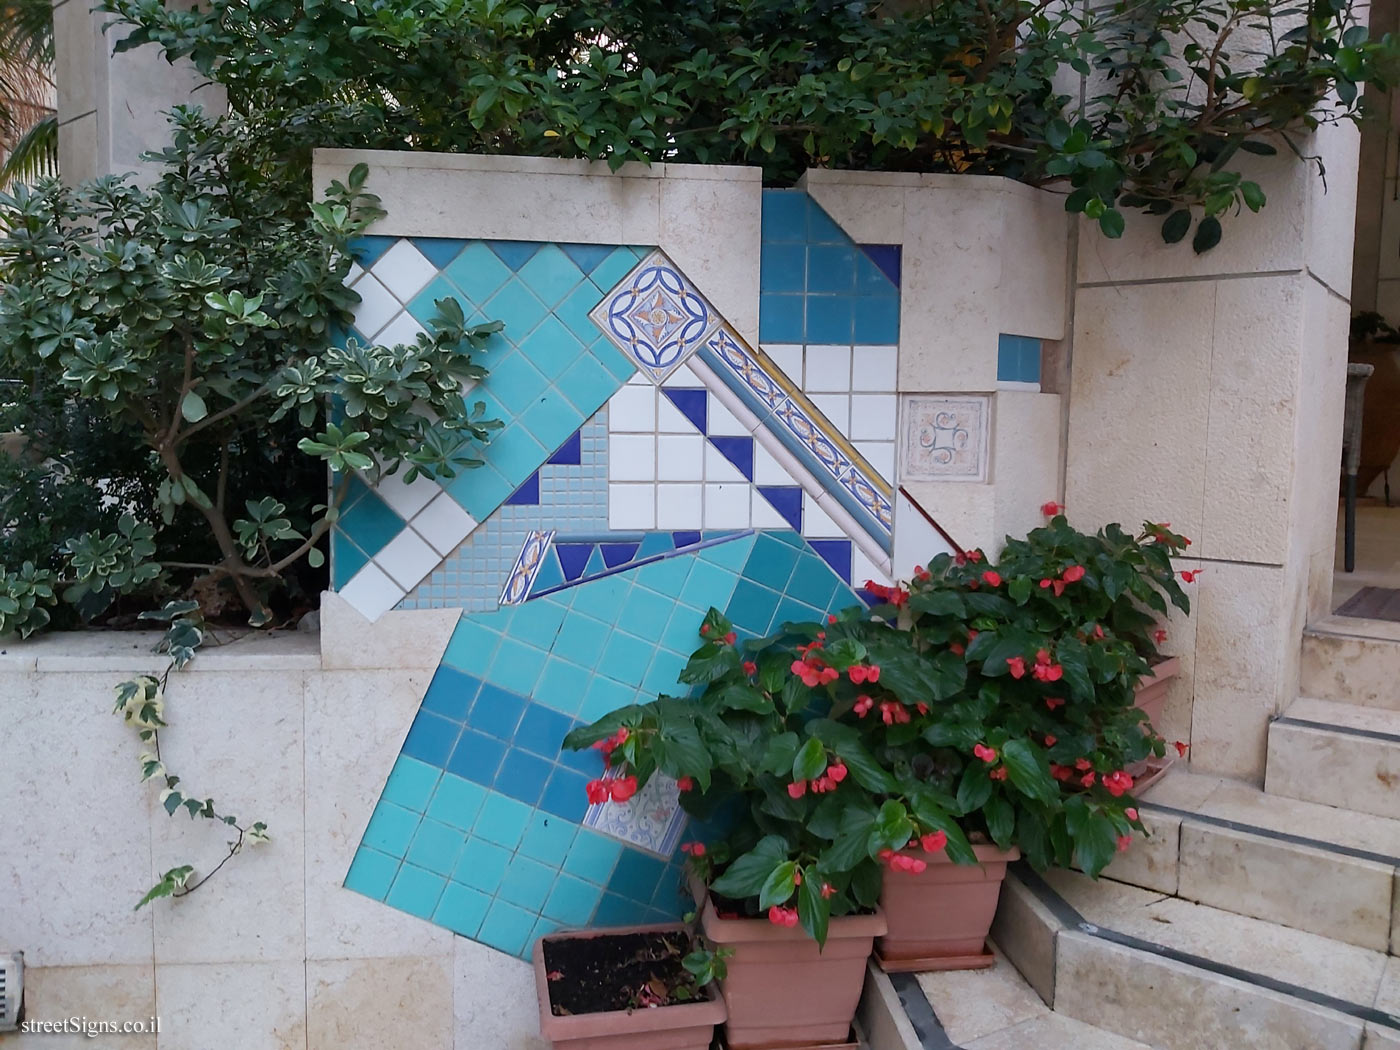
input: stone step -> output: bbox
[1301,618,1400,709]
[993,866,1400,1050]
[1266,697,1400,820]
[1097,768,1400,952]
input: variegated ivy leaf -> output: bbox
[140,759,166,781]
[246,822,270,846]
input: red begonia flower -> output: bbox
[1042,501,1062,516]
[609,776,638,802]
[921,830,948,853]
[1006,656,1027,679]
[787,780,807,799]
[676,776,694,792]
[981,570,1002,587]
[973,743,997,763]
[585,779,609,804]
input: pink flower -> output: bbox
[743,660,757,676]
[1006,656,1027,679]
[680,841,706,856]
[1045,696,1065,710]
[880,701,911,725]
[723,631,737,645]
[1153,629,1168,645]
[1180,569,1202,583]
[1125,807,1139,821]
[1079,771,1096,788]
[609,776,638,803]
[973,743,998,763]
[1044,734,1057,747]
[585,779,610,804]
[1041,501,1062,516]
[1173,740,1190,757]
[1117,835,1133,852]
[787,780,807,799]
[1103,770,1134,797]
[981,570,1003,587]
[1051,763,1074,781]
[820,882,836,899]
[767,905,799,926]
[848,664,881,684]
[853,695,874,718]
[676,776,694,792]
[1061,565,1085,584]
[920,831,948,853]
[989,767,1008,781]
[827,763,849,783]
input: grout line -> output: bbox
[1273,715,1400,745]
[1078,268,1305,289]
[1144,802,1400,867]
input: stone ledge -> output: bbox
[0,627,321,673]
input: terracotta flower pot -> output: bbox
[876,844,1018,971]
[696,885,886,1049]
[1129,655,1180,789]
[533,923,726,1050]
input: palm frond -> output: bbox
[0,113,57,188]
[0,0,55,67]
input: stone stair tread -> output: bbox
[1141,768,1400,859]
[1283,696,1400,737]
[1041,867,1390,1009]
[1307,616,1400,644]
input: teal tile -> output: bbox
[659,603,705,655]
[853,292,899,344]
[773,595,822,632]
[620,585,674,634]
[362,801,421,856]
[516,244,586,308]
[509,597,568,650]
[434,881,491,937]
[599,630,655,688]
[634,555,691,593]
[453,837,511,893]
[518,315,587,379]
[579,675,636,723]
[427,774,488,831]
[543,874,604,926]
[743,535,800,591]
[785,555,841,610]
[382,756,442,811]
[761,241,806,293]
[761,191,809,243]
[550,613,610,666]
[531,916,561,943]
[558,352,621,416]
[337,489,404,559]
[726,579,781,637]
[530,552,565,594]
[442,616,503,676]
[343,848,399,900]
[569,573,631,621]
[497,855,557,910]
[385,863,447,920]
[699,535,755,572]
[408,274,461,326]
[595,338,640,382]
[443,241,512,307]
[488,636,547,696]
[563,829,624,884]
[519,811,579,866]
[484,278,550,340]
[481,353,550,416]
[519,390,586,456]
[535,657,593,715]
[447,465,515,522]
[679,560,739,609]
[473,793,532,849]
[591,246,643,291]
[641,648,687,696]
[479,899,538,957]
[485,423,549,482]
[331,529,370,589]
[406,818,467,875]
[555,281,605,344]
[635,533,676,559]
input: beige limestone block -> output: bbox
[991,390,1063,549]
[53,0,96,121]
[1301,630,1400,708]
[915,949,1048,1044]
[303,668,452,961]
[1266,719,1400,821]
[989,873,1063,1007]
[659,175,761,347]
[57,112,98,185]
[1099,808,1180,896]
[154,960,307,1050]
[801,176,906,245]
[996,188,1071,342]
[149,671,308,965]
[454,938,549,1050]
[857,964,922,1050]
[1,671,156,967]
[308,956,453,1050]
[1306,118,1362,297]
[319,591,459,671]
[8,964,157,1050]
[1365,1024,1400,1050]
[962,1012,1154,1050]
[898,481,996,556]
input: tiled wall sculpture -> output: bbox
[335,186,999,959]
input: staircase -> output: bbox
[910,614,1400,1050]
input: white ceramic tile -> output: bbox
[347,261,364,284]
[656,483,703,528]
[656,396,696,434]
[801,493,845,537]
[689,357,763,434]
[657,434,705,481]
[348,272,401,340]
[704,443,747,483]
[852,544,892,589]
[762,344,804,384]
[661,369,701,389]
[607,434,656,481]
[370,468,441,520]
[609,483,656,529]
[751,489,791,528]
[804,345,853,392]
[411,494,477,555]
[375,310,428,348]
[371,239,438,302]
[754,429,826,499]
[706,395,751,437]
[809,393,851,434]
[892,488,957,580]
[856,440,896,482]
[339,562,407,622]
[375,528,443,589]
[851,394,899,441]
[753,442,797,486]
[626,371,652,386]
[608,384,657,432]
[852,345,898,392]
[703,482,751,528]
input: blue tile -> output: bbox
[539,767,591,822]
[558,738,605,777]
[443,241,513,305]
[336,489,404,559]
[516,244,586,308]
[506,471,541,505]
[807,244,857,293]
[554,281,604,345]
[560,243,616,274]
[663,388,708,434]
[558,352,622,416]
[362,801,422,856]
[607,850,668,904]
[406,818,467,875]
[620,586,674,634]
[531,554,565,596]
[563,829,625,885]
[520,391,586,458]
[331,529,370,589]
[725,578,782,637]
[518,316,587,382]
[344,848,400,900]
[760,242,807,293]
[578,675,637,724]
[997,336,1020,384]
[659,603,705,655]
[386,864,448,920]
[421,667,481,722]
[569,573,631,620]
[761,190,810,243]
[744,534,800,591]
[487,421,551,483]
[382,756,443,811]
[773,595,821,631]
[549,613,610,665]
[534,657,593,716]
[519,810,579,866]
[806,202,849,244]
[509,598,569,650]
[853,294,899,344]
[599,631,655,688]
[673,530,702,548]
[651,863,690,910]
[410,237,466,270]
[453,837,512,893]
[757,485,803,530]
[474,792,532,849]
[700,534,755,572]
[596,339,640,382]
[478,900,538,957]
[484,278,549,338]
[641,648,687,696]
[426,774,488,830]
[759,293,805,344]
[401,710,462,767]
[350,234,398,268]
[786,555,841,610]
[516,704,578,759]
[593,892,643,927]
[709,435,754,480]
[806,295,854,344]
[600,542,640,568]
[446,729,507,784]
[634,555,691,593]
[442,616,503,675]
[487,240,543,271]
[498,854,558,910]
[555,544,594,582]
[487,637,547,696]
[543,874,604,926]
[635,533,675,559]
[808,538,854,583]
[590,246,643,292]
[470,682,528,740]
[858,244,902,288]
[448,465,515,522]
[434,881,491,937]
[678,560,739,609]
[547,428,584,466]
[496,749,553,805]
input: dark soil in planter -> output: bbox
[542,929,697,1016]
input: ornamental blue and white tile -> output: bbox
[591,251,722,384]
[900,395,989,482]
[708,329,786,409]
[583,768,686,858]
[500,529,556,605]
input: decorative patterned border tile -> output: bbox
[583,769,686,859]
[589,250,722,384]
[899,395,990,482]
[499,529,556,606]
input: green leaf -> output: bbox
[985,794,1014,848]
[758,860,798,909]
[866,799,914,856]
[1098,208,1125,239]
[956,763,993,815]
[1000,738,1059,805]
[712,835,789,900]
[797,868,831,947]
[180,390,207,422]
[1161,209,1191,244]
[1192,217,1222,254]
[793,736,828,782]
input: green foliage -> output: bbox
[564,518,1194,943]
[0,560,56,638]
[101,0,1397,247]
[62,513,162,616]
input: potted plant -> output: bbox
[533,922,727,1050]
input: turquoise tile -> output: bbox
[760,293,805,343]
[535,657,593,715]
[699,534,755,572]
[518,315,587,380]
[331,529,370,589]
[659,603,705,655]
[447,465,515,522]
[550,613,610,666]
[634,555,692,593]
[620,585,674,635]
[453,837,511,893]
[406,818,467,875]
[569,573,631,621]
[385,863,447,920]
[530,552,565,594]
[599,630,655,688]
[635,533,676,559]
[554,282,604,344]
[563,828,624,885]
[579,675,636,723]
[497,855,557,910]
[595,338,640,382]
[509,597,568,650]
[474,793,532,849]
[744,534,800,590]
[519,390,586,456]
[559,352,623,417]
[434,881,491,937]
[337,489,404,559]
[786,555,841,610]
[807,202,849,243]
[488,636,547,696]
[806,295,854,345]
[531,917,561,943]
[761,242,806,293]
[484,278,550,339]
[807,243,857,293]
[443,241,512,307]
[856,251,897,294]
[382,756,443,812]
[853,293,899,344]
[408,274,461,326]
[761,190,809,243]
[519,811,579,866]
[590,246,643,291]
[343,848,400,900]
[485,423,549,481]
[726,578,782,637]
[362,801,422,856]
[481,354,550,416]
[427,774,488,831]
[773,595,822,632]
[641,648,687,696]
[543,874,604,926]
[442,616,503,675]
[679,560,739,609]
[479,899,539,957]
[516,244,586,308]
